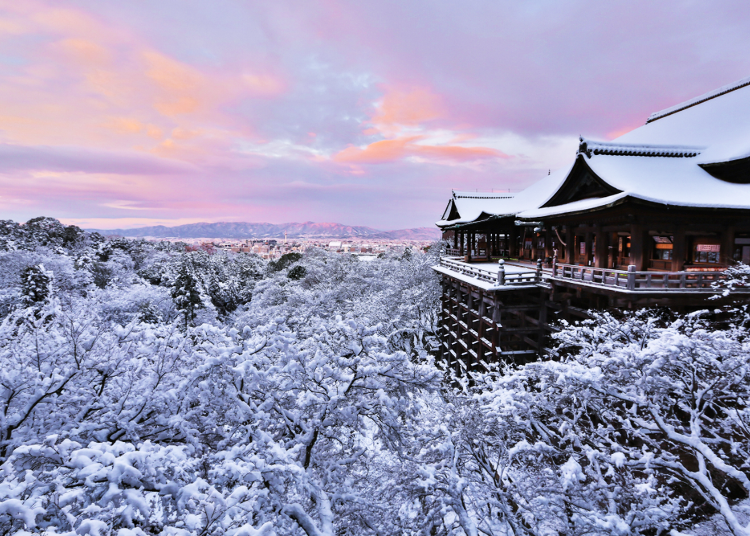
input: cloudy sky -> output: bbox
[1,0,749,230]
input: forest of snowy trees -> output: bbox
[1,217,750,536]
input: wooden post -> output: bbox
[467,231,473,262]
[536,259,542,283]
[477,289,485,362]
[453,230,458,250]
[552,255,557,277]
[566,225,575,265]
[584,230,593,266]
[671,227,686,272]
[595,225,607,268]
[497,259,505,286]
[629,224,647,271]
[722,225,735,266]
[508,227,518,258]
[459,231,464,256]
[627,264,636,290]
[544,227,552,258]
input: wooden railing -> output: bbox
[550,262,723,291]
[439,256,737,293]
[439,257,540,287]
[444,247,505,258]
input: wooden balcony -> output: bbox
[433,257,541,291]
[549,262,734,293]
[435,256,748,295]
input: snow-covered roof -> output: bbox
[436,167,571,228]
[438,75,750,228]
[616,77,750,152]
[578,138,703,158]
[646,75,750,124]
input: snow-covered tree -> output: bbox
[20,264,53,307]
[171,258,205,329]
[2,220,749,535]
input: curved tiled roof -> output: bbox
[578,137,703,158]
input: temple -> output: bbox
[433,76,750,371]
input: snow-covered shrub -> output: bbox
[421,310,750,535]
[713,262,750,297]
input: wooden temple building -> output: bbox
[433,76,750,371]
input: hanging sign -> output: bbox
[696,244,720,252]
[580,242,586,255]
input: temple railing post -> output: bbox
[497,259,505,286]
[536,259,542,283]
[627,264,636,290]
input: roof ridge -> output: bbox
[646,75,750,124]
[452,190,514,199]
[578,137,703,158]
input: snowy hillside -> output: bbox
[0,218,749,535]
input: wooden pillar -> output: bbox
[722,225,735,266]
[671,227,686,272]
[595,225,607,268]
[566,225,575,265]
[584,230,593,266]
[467,232,473,262]
[492,294,502,359]
[508,227,518,258]
[453,230,458,250]
[545,228,552,260]
[630,224,647,271]
[459,231,464,255]
[477,290,485,361]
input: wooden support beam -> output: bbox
[595,224,607,269]
[630,224,647,271]
[672,226,686,272]
[566,225,575,265]
[722,225,735,266]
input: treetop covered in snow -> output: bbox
[1,219,750,533]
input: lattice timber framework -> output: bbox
[438,275,550,374]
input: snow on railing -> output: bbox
[439,256,743,293]
[550,261,726,292]
[439,257,540,287]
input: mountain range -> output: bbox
[88,221,441,241]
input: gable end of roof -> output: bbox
[699,155,750,184]
[441,199,461,221]
[541,154,622,208]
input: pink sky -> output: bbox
[1,0,749,230]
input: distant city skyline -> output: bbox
[87,219,441,239]
[1,1,749,229]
